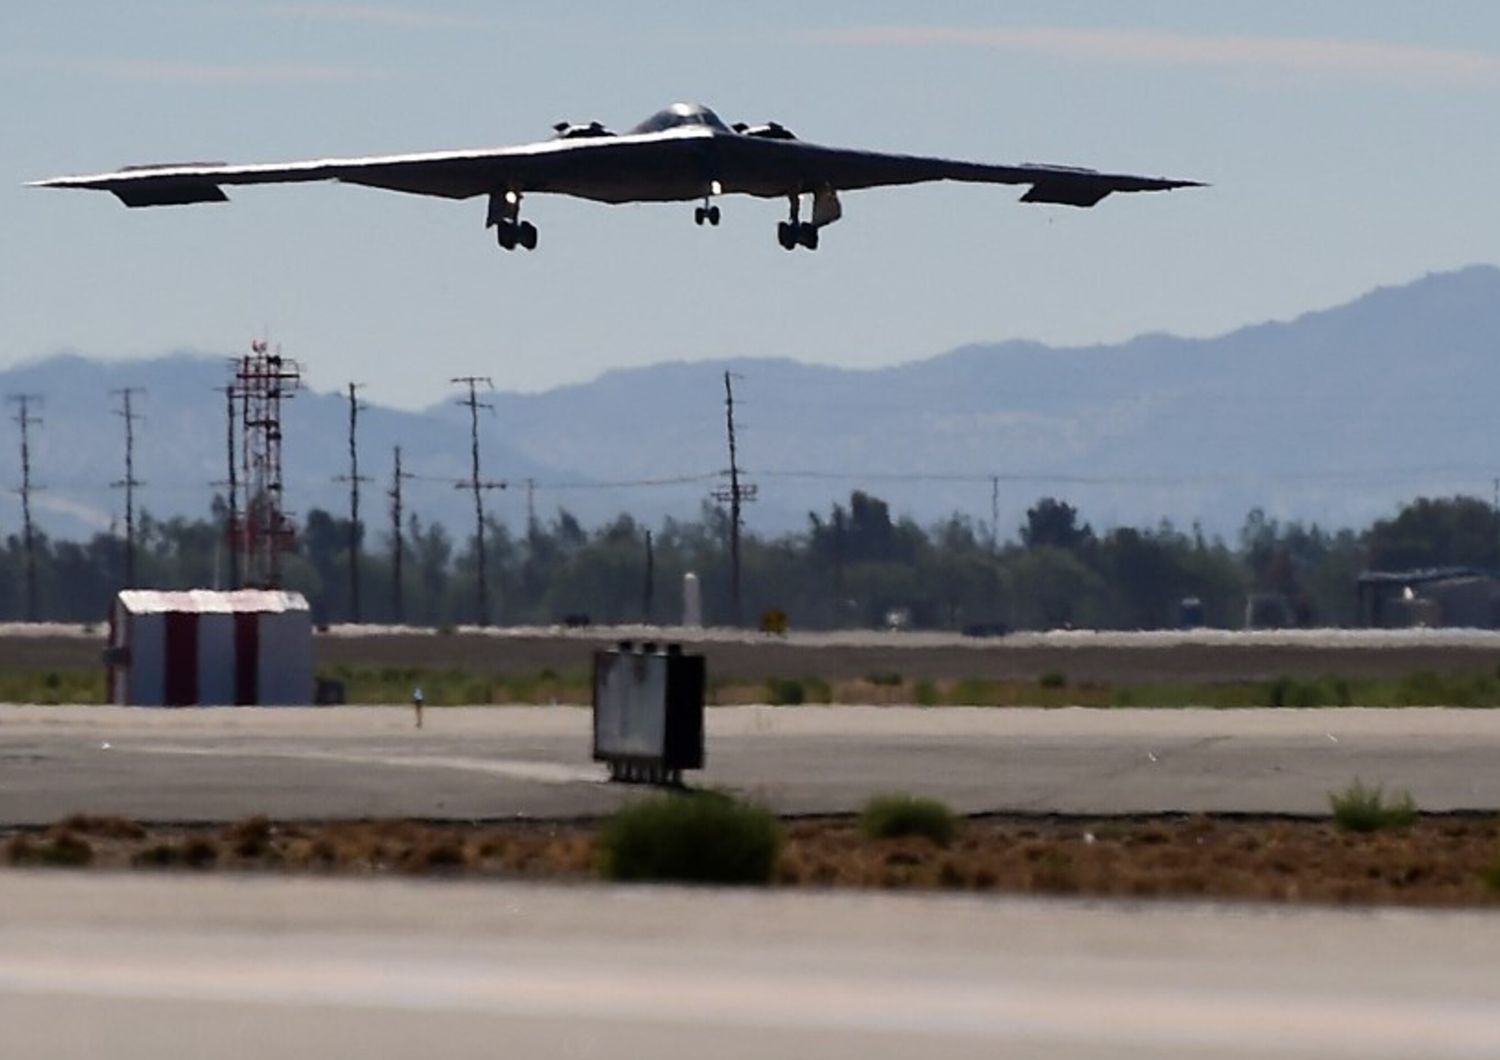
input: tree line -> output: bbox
[4,492,1497,630]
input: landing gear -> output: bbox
[694,204,721,226]
[487,190,538,252]
[777,193,824,251]
[777,221,818,250]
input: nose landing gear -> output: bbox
[694,204,721,226]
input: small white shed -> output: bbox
[106,589,313,706]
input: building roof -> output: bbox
[115,589,309,614]
[1356,566,1500,587]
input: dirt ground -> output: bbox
[11,626,1500,683]
[9,812,1500,907]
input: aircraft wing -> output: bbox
[28,128,715,207]
[718,136,1202,206]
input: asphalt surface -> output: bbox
[5,704,1500,824]
[1,871,1498,1059]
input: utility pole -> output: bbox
[525,477,536,537]
[990,474,1000,551]
[111,388,145,588]
[9,395,41,621]
[218,384,241,590]
[711,371,756,626]
[336,382,369,623]
[452,375,495,626]
[642,528,655,623]
[388,445,414,624]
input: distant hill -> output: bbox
[6,264,1500,542]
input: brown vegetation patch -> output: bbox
[5,813,1500,906]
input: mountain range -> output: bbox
[5,264,1499,543]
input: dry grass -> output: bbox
[5,813,1500,906]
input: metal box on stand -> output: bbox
[592,641,704,784]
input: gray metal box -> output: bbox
[592,642,704,781]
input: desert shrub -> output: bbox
[1039,671,1067,689]
[1481,851,1500,893]
[58,814,145,839]
[914,679,939,706]
[1329,779,1416,832]
[766,677,805,706]
[226,816,274,858]
[802,676,833,704]
[866,672,903,687]
[597,792,782,884]
[859,793,958,846]
[7,831,93,867]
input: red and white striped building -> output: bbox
[107,590,313,706]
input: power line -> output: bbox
[452,375,495,626]
[110,387,145,588]
[9,395,42,621]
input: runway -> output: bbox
[1,871,1497,1059]
[4,704,1500,823]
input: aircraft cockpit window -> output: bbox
[629,103,730,135]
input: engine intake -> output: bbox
[551,120,614,140]
[732,121,797,140]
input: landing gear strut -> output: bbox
[487,190,538,252]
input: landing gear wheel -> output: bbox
[694,207,706,226]
[707,205,721,226]
[496,222,517,250]
[518,221,538,251]
[777,221,796,250]
[798,223,819,250]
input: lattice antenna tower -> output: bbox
[234,340,301,588]
[8,395,43,621]
[334,382,369,622]
[710,370,756,626]
[111,387,145,588]
[452,375,496,626]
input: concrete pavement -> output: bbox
[4,704,1500,822]
[1,871,1498,1059]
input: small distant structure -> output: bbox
[1357,568,1500,628]
[105,589,313,706]
[682,572,702,627]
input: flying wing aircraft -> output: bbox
[31,102,1203,252]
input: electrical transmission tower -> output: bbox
[711,371,756,626]
[231,341,301,588]
[111,388,145,588]
[335,382,369,623]
[452,375,495,626]
[388,445,414,624]
[9,395,42,621]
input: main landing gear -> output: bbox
[776,189,839,251]
[777,220,818,250]
[487,190,537,252]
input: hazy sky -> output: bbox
[6,2,1500,408]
